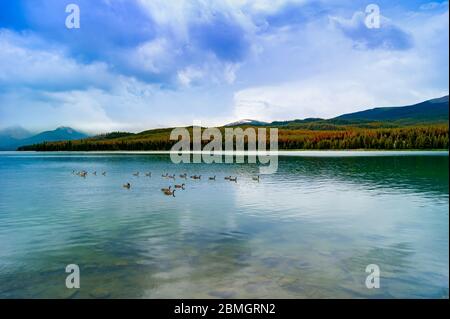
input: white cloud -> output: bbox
[232,7,449,122]
[177,66,204,87]
[133,38,174,74]
[224,63,240,84]
[0,30,114,91]
[233,77,447,122]
[0,1,448,132]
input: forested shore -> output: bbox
[18,125,449,151]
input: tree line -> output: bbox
[18,125,449,151]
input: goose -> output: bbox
[252,176,260,182]
[161,186,172,192]
[102,171,107,176]
[179,173,187,179]
[80,171,87,178]
[123,183,131,189]
[145,172,152,177]
[163,189,176,197]
[168,174,176,180]
[133,172,139,177]
[174,183,185,190]
[93,171,97,176]
[209,176,216,180]
[224,176,231,180]
[191,175,201,180]
[229,177,237,182]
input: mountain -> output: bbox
[0,126,33,151]
[225,119,269,127]
[271,118,324,126]
[0,127,89,150]
[11,95,450,152]
[334,95,449,123]
[223,96,449,129]
[0,126,32,139]
[20,127,88,146]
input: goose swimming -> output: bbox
[163,189,176,197]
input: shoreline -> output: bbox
[1,150,449,157]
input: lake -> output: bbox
[0,151,448,298]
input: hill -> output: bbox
[0,127,88,150]
[16,96,450,151]
[334,95,449,124]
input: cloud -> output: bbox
[232,5,448,122]
[331,11,413,50]
[177,66,204,87]
[0,30,114,92]
[232,77,447,122]
[419,1,449,11]
[0,0,448,132]
[1,0,252,87]
[264,1,328,28]
[0,66,236,133]
[20,0,156,59]
[189,13,250,62]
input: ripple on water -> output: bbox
[0,153,448,298]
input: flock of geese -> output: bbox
[74,170,106,178]
[72,169,261,197]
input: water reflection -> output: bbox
[0,152,448,298]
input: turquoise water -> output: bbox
[0,151,448,298]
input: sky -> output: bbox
[0,0,448,134]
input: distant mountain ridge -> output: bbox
[225,119,269,126]
[4,95,449,151]
[228,95,449,127]
[0,126,88,150]
[334,95,449,123]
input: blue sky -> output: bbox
[0,0,448,133]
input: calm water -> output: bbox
[0,151,448,299]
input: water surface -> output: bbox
[0,151,448,298]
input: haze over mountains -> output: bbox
[0,127,88,151]
[1,95,448,151]
[225,95,449,127]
